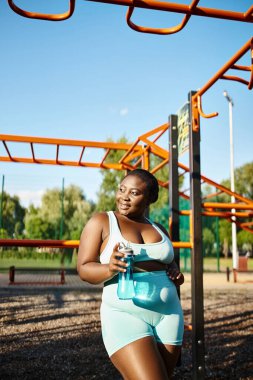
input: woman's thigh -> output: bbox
[110,336,168,380]
[157,343,181,378]
[101,302,153,357]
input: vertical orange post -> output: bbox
[142,145,150,170]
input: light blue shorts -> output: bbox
[100,271,184,357]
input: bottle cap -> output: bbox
[118,242,133,255]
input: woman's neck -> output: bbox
[115,211,148,224]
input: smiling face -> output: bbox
[116,175,150,219]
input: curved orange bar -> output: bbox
[192,37,253,131]
[126,0,200,35]
[222,75,249,86]
[8,0,76,21]
[126,6,190,35]
[197,95,218,119]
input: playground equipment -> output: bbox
[1,2,252,379]
[6,0,253,30]
[191,38,253,132]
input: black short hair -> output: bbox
[124,169,159,204]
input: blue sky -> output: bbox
[0,0,252,207]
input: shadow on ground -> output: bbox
[1,287,253,379]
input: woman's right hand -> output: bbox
[108,243,128,277]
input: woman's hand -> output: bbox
[108,243,128,278]
[166,268,184,286]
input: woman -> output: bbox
[77,169,184,379]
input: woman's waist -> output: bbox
[133,260,168,273]
[104,260,169,287]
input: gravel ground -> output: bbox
[0,273,253,379]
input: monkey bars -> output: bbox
[6,0,253,33]
[192,37,253,131]
[0,134,143,170]
[1,121,253,239]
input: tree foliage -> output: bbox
[203,162,253,256]
[237,230,253,252]
[0,192,25,238]
[95,136,128,212]
[218,161,253,202]
[25,185,95,240]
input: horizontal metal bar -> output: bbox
[0,134,142,150]
[0,239,193,249]
[85,0,253,22]
[0,156,124,169]
[203,202,253,210]
[180,210,253,218]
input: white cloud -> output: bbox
[15,190,45,208]
[119,107,129,116]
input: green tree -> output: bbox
[234,162,253,199]
[237,230,253,252]
[25,185,94,240]
[96,137,128,212]
[0,192,25,238]
[25,205,55,239]
[216,162,253,255]
[149,155,185,229]
[219,219,232,258]
[64,185,95,239]
[203,227,215,256]
[218,161,253,202]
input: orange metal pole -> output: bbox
[85,0,253,23]
[203,202,253,210]
[142,147,150,170]
[177,159,253,206]
[0,156,125,170]
[189,210,193,247]
[0,239,192,249]
[180,210,253,218]
[0,239,79,248]
[191,38,253,131]
[0,134,141,150]
[195,38,253,98]
[1,131,252,209]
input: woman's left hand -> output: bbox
[166,269,184,286]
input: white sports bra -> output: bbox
[100,211,174,265]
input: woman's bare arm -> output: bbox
[77,213,127,285]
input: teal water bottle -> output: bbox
[117,243,135,300]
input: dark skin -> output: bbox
[77,174,184,379]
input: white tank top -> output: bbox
[100,211,174,265]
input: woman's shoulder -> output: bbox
[88,211,109,225]
[152,221,170,238]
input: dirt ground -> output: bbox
[0,272,253,379]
